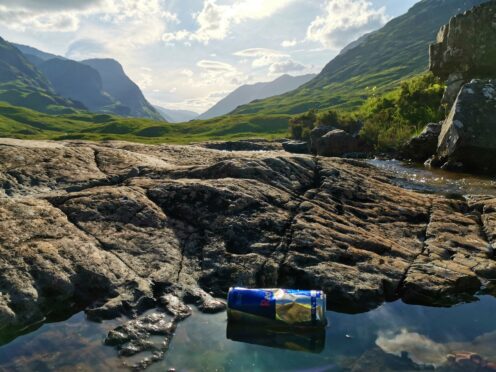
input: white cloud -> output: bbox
[234,48,288,68]
[0,0,103,11]
[0,6,80,32]
[306,0,389,49]
[180,69,194,78]
[269,60,306,74]
[162,0,296,45]
[0,0,178,39]
[197,59,236,73]
[281,39,298,48]
[234,47,308,76]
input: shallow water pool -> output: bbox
[1,296,495,371]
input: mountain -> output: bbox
[82,58,163,121]
[37,58,123,113]
[197,73,316,120]
[0,37,81,114]
[12,43,65,66]
[154,106,198,123]
[12,44,163,120]
[232,0,489,116]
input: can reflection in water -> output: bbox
[226,322,326,354]
[227,288,327,327]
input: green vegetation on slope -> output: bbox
[0,37,81,115]
[0,72,443,149]
[289,109,360,141]
[359,72,445,151]
[232,0,487,116]
[0,102,290,144]
[286,73,445,152]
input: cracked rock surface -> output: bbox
[1,138,495,364]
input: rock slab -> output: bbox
[0,138,495,366]
[436,80,496,173]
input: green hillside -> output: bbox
[0,37,82,114]
[0,102,289,144]
[232,0,488,116]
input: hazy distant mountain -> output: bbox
[82,58,163,121]
[197,74,316,120]
[38,58,121,113]
[12,43,65,66]
[0,37,81,114]
[11,43,164,120]
[154,106,198,123]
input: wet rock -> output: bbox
[430,1,496,108]
[309,125,335,154]
[159,294,192,320]
[105,313,176,369]
[282,140,309,154]
[401,122,442,163]
[314,129,364,158]
[1,139,496,366]
[182,287,226,314]
[435,80,496,174]
[444,352,496,371]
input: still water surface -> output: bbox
[0,297,495,371]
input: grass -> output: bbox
[231,0,486,116]
[0,102,290,144]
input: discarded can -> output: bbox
[227,288,327,327]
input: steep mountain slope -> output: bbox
[38,58,121,112]
[233,0,489,115]
[12,43,64,66]
[82,58,163,121]
[154,106,198,123]
[0,37,81,114]
[198,74,316,120]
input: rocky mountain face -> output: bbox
[1,138,495,367]
[38,58,119,112]
[154,106,198,123]
[403,1,496,172]
[199,74,316,120]
[232,0,489,116]
[82,58,163,121]
[12,43,65,66]
[430,0,496,107]
[7,42,162,120]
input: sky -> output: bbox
[0,0,419,113]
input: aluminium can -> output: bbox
[227,288,327,327]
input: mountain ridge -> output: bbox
[82,58,164,121]
[232,0,489,116]
[154,106,198,123]
[0,37,82,114]
[198,73,316,120]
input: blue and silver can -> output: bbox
[227,288,327,327]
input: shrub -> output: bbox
[289,109,317,140]
[289,108,362,140]
[359,72,444,152]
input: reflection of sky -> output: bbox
[1,297,495,371]
[369,159,496,196]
